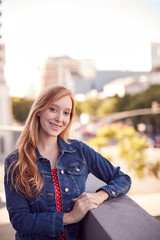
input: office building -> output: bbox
[0,3,13,161]
[40,56,96,94]
[150,42,160,84]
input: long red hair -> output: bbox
[9,85,75,198]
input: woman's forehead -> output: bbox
[51,95,72,109]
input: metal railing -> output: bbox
[92,107,160,122]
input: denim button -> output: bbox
[111,190,116,196]
[75,167,80,172]
[66,207,71,212]
[65,187,69,192]
[61,170,64,174]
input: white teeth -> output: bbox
[49,122,61,128]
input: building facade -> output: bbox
[150,42,160,84]
[0,44,13,161]
[0,2,13,161]
[40,56,96,94]
[151,42,160,72]
[103,75,149,98]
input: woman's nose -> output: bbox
[55,112,63,122]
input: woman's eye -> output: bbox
[64,111,70,116]
[50,108,57,112]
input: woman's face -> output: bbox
[38,95,72,139]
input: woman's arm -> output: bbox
[81,141,132,199]
[63,140,131,226]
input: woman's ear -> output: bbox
[37,112,40,117]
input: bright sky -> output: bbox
[1,0,160,97]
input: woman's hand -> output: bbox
[63,190,109,225]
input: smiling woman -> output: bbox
[37,95,73,169]
[38,96,72,138]
[4,85,131,240]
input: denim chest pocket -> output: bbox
[65,163,86,194]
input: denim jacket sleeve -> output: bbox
[81,141,131,199]
[4,155,64,237]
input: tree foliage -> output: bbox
[75,84,160,134]
[75,97,117,116]
[12,97,33,123]
[76,84,160,117]
[87,124,160,179]
[115,84,160,111]
[115,84,160,130]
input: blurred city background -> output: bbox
[0,0,160,239]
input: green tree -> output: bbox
[115,94,132,112]
[115,84,160,133]
[115,84,160,112]
[12,97,33,123]
[96,98,118,116]
[87,124,160,179]
[75,97,117,117]
[117,126,148,178]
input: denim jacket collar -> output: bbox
[35,136,76,160]
[57,137,76,154]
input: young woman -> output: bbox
[4,85,131,240]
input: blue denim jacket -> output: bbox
[4,137,131,240]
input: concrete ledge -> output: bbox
[80,195,160,240]
[80,175,160,240]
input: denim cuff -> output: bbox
[96,186,116,200]
[96,184,130,200]
[53,212,64,236]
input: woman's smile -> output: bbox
[49,121,62,130]
[38,95,72,139]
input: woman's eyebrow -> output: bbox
[50,104,58,107]
[65,108,72,112]
[50,104,71,111]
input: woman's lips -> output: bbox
[49,122,62,129]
